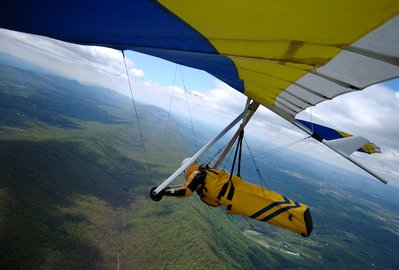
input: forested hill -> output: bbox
[0,63,281,269]
[1,60,398,270]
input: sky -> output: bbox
[1,28,399,186]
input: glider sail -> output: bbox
[294,119,387,183]
[1,1,398,121]
[295,119,381,155]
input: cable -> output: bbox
[180,66,198,150]
[243,137,270,192]
[221,142,234,170]
[250,136,311,161]
[251,128,291,157]
[201,141,229,167]
[228,131,243,180]
[310,106,314,133]
[122,51,151,176]
[165,65,178,137]
[240,136,310,167]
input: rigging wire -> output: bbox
[165,65,178,137]
[248,136,311,161]
[310,67,317,133]
[228,131,244,179]
[251,128,291,157]
[223,207,254,233]
[310,106,314,133]
[122,51,151,176]
[240,124,310,165]
[221,142,235,170]
[180,66,198,150]
[201,141,229,166]
[243,137,270,191]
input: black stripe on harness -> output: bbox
[217,182,229,200]
[217,181,235,201]
[227,183,235,201]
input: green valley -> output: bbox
[0,61,398,269]
[0,64,278,269]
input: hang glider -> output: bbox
[294,118,386,183]
[1,1,398,185]
[296,119,381,155]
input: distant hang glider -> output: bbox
[1,0,398,186]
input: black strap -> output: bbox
[227,182,235,201]
[311,131,323,142]
[217,181,235,201]
[229,130,244,181]
[217,131,243,201]
[217,182,229,200]
[237,131,243,177]
[187,171,206,192]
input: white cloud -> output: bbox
[299,84,399,151]
[1,27,399,186]
[295,83,399,185]
[130,73,399,186]
[0,28,132,96]
[130,68,144,78]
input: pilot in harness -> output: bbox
[151,130,313,237]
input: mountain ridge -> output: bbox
[0,58,398,269]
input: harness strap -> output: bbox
[227,182,235,201]
[217,182,229,200]
[195,169,208,196]
[229,130,244,180]
[237,132,243,178]
[217,181,235,201]
[217,131,244,201]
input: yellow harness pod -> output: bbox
[198,168,229,207]
[163,164,312,237]
[201,168,313,237]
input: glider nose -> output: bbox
[302,208,313,237]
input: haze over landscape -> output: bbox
[2,27,399,186]
[0,50,398,269]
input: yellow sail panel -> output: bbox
[244,85,283,105]
[237,68,292,90]
[336,130,352,138]
[208,40,340,66]
[336,130,378,154]
[361,144,377,154]
[232,59,312,82]
[159,0,399,118]
[159,0,399,45]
